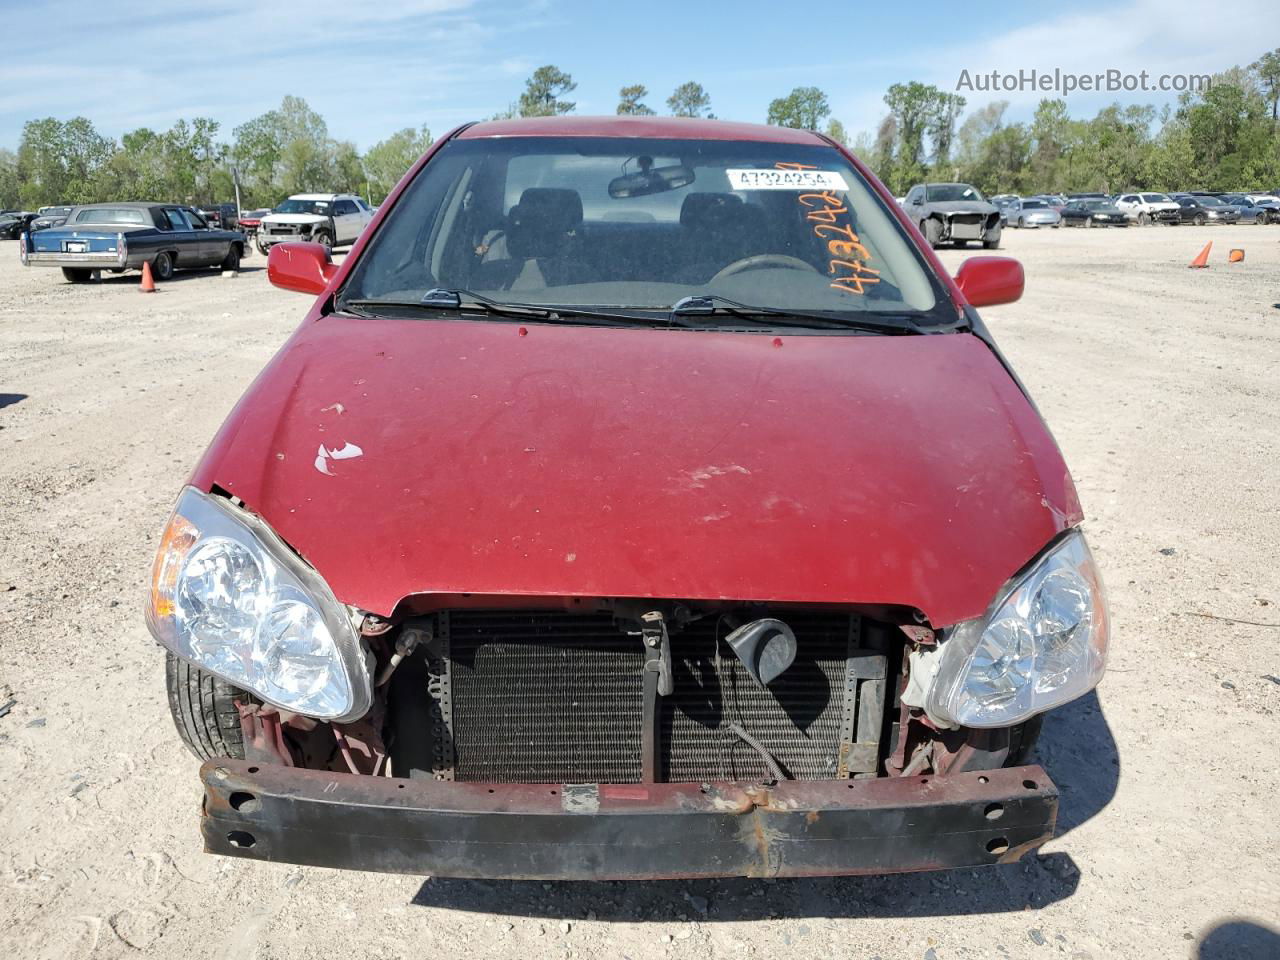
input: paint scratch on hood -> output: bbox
[314,441,364,476]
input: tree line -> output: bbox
[2,51,1277,212]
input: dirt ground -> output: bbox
[1,224,1277,960]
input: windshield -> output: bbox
[274,198,330,215]
[1082,200,1111,210]
[924,183,984,203]
[1141,194,1168,202]
[40,206,72,217]
[73,207,149,224]
[1022,200,1047,209]
[342,136,943,324]
[1198,196,1225,206]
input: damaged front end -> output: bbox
[156,535,1066,877]
[202,597,1060,879]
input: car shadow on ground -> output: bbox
[0,393,26,410]
[94,265,265,285]
[1199,919,1280,958]
[410,692,1119,921]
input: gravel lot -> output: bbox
[1,226,1277,959]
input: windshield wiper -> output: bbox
[670,295,923,334]
[343,289,674,327]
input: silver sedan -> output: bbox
[1007,198,1062,228]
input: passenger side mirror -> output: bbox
[954,256,1024,308]
[268,241,339,295]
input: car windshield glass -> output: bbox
[1022,200,1046,209]
[924,184,984,202]
[1082,200,1109,210]
[1198,196,1224,206]
[1141,194,1167,202]
[341,136,945,324]
[274,199,330,215]
[73,207,150,224]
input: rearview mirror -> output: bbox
[268,242,338,295]
[609,163,695,199]
[954,256,1024,308]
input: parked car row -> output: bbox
[989,190,1280,228]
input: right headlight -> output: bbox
[918,530,1109,729]
[146,487,372,722]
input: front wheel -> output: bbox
[165,653,249,760]
[1084,216,1094,229]
[922,218,942,248]
[152,251,175,281]
[982,225,1002,249]
[1138,212,1150,226]
[1193,214,1206,226]
[61,267,93,283]
[1016,217,1025,229]
[312,230,333,252]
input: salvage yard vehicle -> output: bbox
[30,205,73,231]
[1173,195,1239,225]
[149,115,1108,880]
[1060,199,1129,228]
[901,181,1002,248]
[21,202,248,282]
[1004,198,1061,229]
[1113,192,1181,225]
[0,211,35,239]
[255,193,373,254]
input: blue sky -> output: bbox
[0,0,1271,150]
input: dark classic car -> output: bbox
[30,205,73,231]
[148,116,1108,882]
[901,182,1002,248]
[1174,195,1239,225]
[21,202,248,282]
[1060,199,1129,227]
[0,212,36,240]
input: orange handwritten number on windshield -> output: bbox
[776,162,878,296]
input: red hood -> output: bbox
[191,317,1081,625]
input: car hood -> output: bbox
[190,317,1082,626]
[923,200,997,215]
[263,214,328,225]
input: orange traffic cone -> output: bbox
[1228,248,1244,263]
[1188,241,1212,269]
[139,260,156,292]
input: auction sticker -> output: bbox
[726,168,849,191]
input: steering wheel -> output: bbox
[709,254,817,284]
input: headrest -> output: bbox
[510,188,583,234]
[680,192,744,230]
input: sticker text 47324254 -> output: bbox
[726,168,850,192]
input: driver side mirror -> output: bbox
[954,256,1024,308]
[268,241,339,295]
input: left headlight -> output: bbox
[916,530,1109,729]
[146,487,373,722]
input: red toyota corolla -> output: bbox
[147,116,1107,879]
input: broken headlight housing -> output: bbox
[921,531,1108,728]
[145,487,372,722]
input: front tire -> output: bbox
[1084,216,1094,229]
[165,653,249,760]
[1138,212,1150,226]
[922,218,942,248]
[312,230,333,252]
[152,251,175,281]
[982,224,1002,249]
[61,267,93,283]
[1193,214,1206,226]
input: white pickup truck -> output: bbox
[256,193,374,254]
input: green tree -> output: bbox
[1253,48,1280,121]
[882,82,938,181]
[0,148,18,209]
[824,118,848,145]
[363,125,433,202]
[928,92,966,166]
[667,81,713,118]
[617,84,655,116]
[232,96,345,204]
[16,116,113,206]
[518,66,577,117]
[766,86,830,130]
